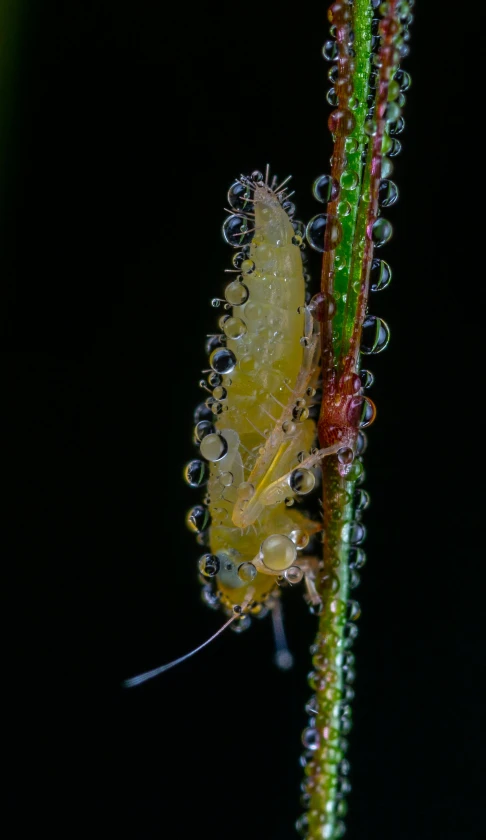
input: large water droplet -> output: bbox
[378,179,399,207]
[313,174,340,204]
[194,419,215,442]
[186,505,211,534]
[222,214,252,247]
[184,459,209,487]
[322,39,339,60]
[209,347,237,374]
[372,217,393,247]
[227,181,251,212]
[349,547,367,569]
[360,315,390,354]
[285,565,304,584]
[198,554,220,577]
[225,279,249,306]
[260,534,297,572]
[223,317,247,340]
[306,214,342,252]
[328,108,356,137]
[290,468,316,495]
[200,432,228,462]
[370,258,392,291]
[394,69,411,91]
[238,561,257,582]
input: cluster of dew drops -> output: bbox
[296,2,414,839]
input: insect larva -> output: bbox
[185,169,340,624]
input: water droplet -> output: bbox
[346,600,361,621]
[306,214,342,252]
[225,279,249,306]
[337,447,354,466]
[309,291,337,321]
[356,431,367,456]
[227,181,251,212]
[292,233,303,247]
[282,200,296,218]
[292,403,310,422]
[364,118,377,136]
[343,459,364,482]
[222,215,252,248]
[290,468,316,494]
[394,68,411,91]
[198,554,220,577]
[381,156,394,179]
[326,87,338,106]
[186,505,211,534]
[378,179,398,208]
[200,433,228,462]
[212,386,227,401]
[260,534,297,572]
[370,258,392,292]
[359,369,374,389]
[295,814,309,838]
[328,108,356,137]
[231,614,252,633]
[337,199,351,217]
[240,258,255,274]
[372,217,393,247]
[335,819,347,837]
[209,347,237,374]
[340,169,359,191]
[342,520,366,545]
[289,529,310,549]
[389,115,405,135]
[313,174,340,204]
[305,695,318,715]
[388,137,402,157]
[194,420,216,442]
[201,584,221,610]
[205,334,226,356]
[349,547,367,569]
[184,459,209,487]
[238,561,257,582]
[322,39,338,60]
[251,170,264,182]
[360,315,390,354]
[302,727,320,750]
[223,316,247,340]
[285,565,304,584]
[282,419,297,436]
[216,471,233,488]
[232,250,249,269]
[353,489,370,511]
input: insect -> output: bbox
[124,1,413,837]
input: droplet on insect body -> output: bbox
[260,535,297,572]
[198,554,220,577]
[289,469,316,495]
[200,433,228,462]
[186,505,211,534]
[209,347,237,374]
[184,459,210,487]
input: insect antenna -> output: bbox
[123,613,237,688]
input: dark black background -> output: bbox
[1,2,483,838]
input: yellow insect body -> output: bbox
[193,176,335,614]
